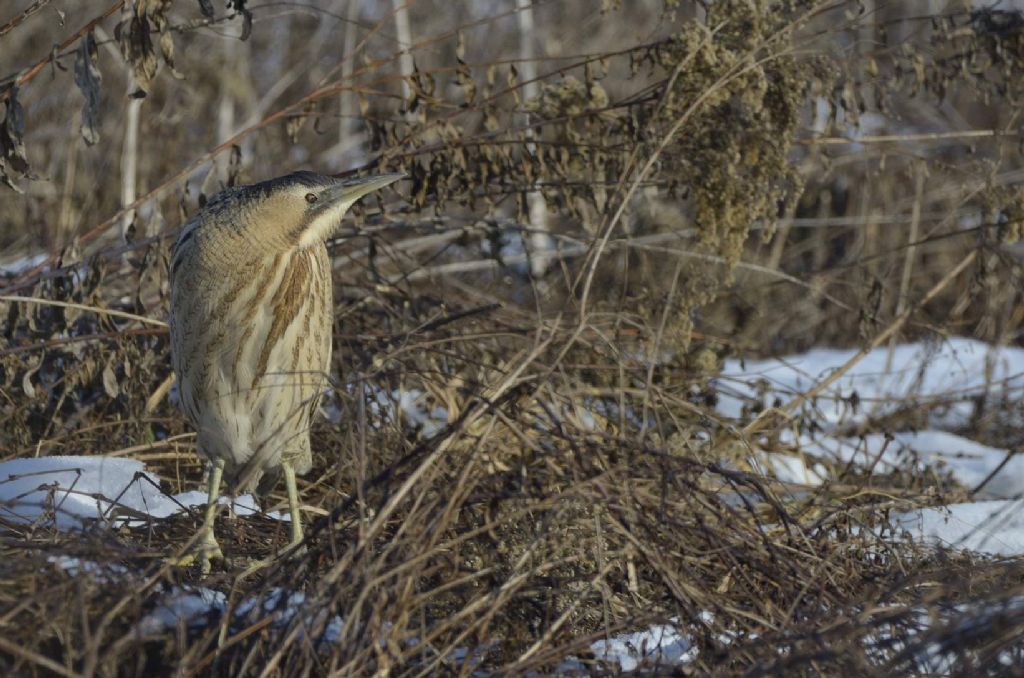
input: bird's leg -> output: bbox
[282,460,304,549]
[170,459,225,575]
[235,461,305,581]
[197,458,226,571]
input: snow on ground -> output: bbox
[134,586,228,637]
[717,337,1024,429]
[0,455,282,528]
[5,337,1024,670]
[48,555,128,578]
[129,584,344,642]
[717,338,1024,560]
[44,551,343,642]
[793,430,1023,499]
[895,500,1024,558]
[321,386,449,438]
[0,252,48,276]
[587,623,697,671]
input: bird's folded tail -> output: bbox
[255,466,282,499]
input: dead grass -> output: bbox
[2,0,1024,675]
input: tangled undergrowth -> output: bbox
[3,0,1024,675]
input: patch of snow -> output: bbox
[0,252,48,276]
[0,456,285,528]
[721,339,1024,502]
[135,586,227,636]
[718,338,1024,430]
[44,561,231,638]
[236,588,344,644]
[869,597,1024,673]
[894,500,1024,557]
[48,555,128,578]
[915,597,1024,672]
[0,456,180,528]
[220,493,290,521]
[797,430,1023,499]
[133,584,346,644]
[321,394,343,425]
[755,450,829,486]
[367,387,449,437]
[557,622,696,672]
[593,622,696,671]
[45,559,230,638]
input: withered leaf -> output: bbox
[115,13,156,96]
[102,360,120,399]
[0,85,30,193]
[74,31,103,145]
[410,63,435,99]
[226,144,243,187]
[159,29,183,80]
[114,0,179,97]
[21,369,35,399]
[456,31,466,60]
[285,114,307,143]
[284,100,319,142]
[455,58,476,106]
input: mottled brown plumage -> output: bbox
[168,170,403,573]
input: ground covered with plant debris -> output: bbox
[2,0,1024,675]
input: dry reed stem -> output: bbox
[0,294,166,326]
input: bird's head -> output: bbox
[223,170,405,251]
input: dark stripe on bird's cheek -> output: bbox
[289,209,320,245]
[170,230,195,278]
[177,227,196,249]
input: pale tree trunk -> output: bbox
[92,25,141,243]
[391,0,415,127]
[215,35,237,185]
[57,115,79,245]
[516,0,553,277]
[121,78,142,241]
[391,0,415,109]
[341,0,361,135]
[329,0,363,168]
[208,16,257,190]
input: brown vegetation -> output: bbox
[1,0,1023,675]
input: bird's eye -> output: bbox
[305,193,318,204]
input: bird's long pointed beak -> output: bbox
[326,173,405,205]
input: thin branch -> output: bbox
[0,295,167,327]
[0,0,52,39]
[1,0,124,96]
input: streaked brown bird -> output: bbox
[169,170,403,574]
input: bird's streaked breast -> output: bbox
[169,235,332,478]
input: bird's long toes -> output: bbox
[166,537,224,576]
[200,549,224,576]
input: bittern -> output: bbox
[168,170,403,574]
